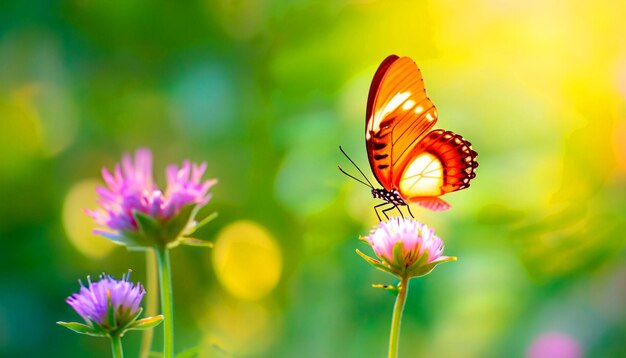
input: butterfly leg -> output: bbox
[373,203,387,221]
[406,205,414,218]
[382,205,398,220]
[394,205,404,218]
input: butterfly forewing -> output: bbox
[366,56,438,190]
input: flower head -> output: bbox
[59,272,162,337]
[527,332,582,358]
[358,217,456,278]
[87,148,217,248]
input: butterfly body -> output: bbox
[362,55,478,217]
[371,188,406,207]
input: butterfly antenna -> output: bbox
[338,145,375,188]
[338,165,373,188]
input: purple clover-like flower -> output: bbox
[59,272,162,337]
[87,148,217,248]
[68,272,145,329]
[358,217,456,279]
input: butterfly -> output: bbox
[340,55,478,220]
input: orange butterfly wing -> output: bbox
[396,130,477,209]
[365,55,478,209]
[366,55,438,189]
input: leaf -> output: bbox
[127,245,151,252]
[117,307,143,332]
[129,307,144,323]
[163,204,197,241]
[127,315,164,331]
[176,345,201,358]
[134,210,163,242]
[356,249,395,275]
[106,292,117,329]
[390,241,406,273]
[372,283,400,296]
[187,212,218,235]
[57,321,104,337]
[409,263,436,278]
[408,256,457,278]
[406,251,429,276]
[179,237,214,248]
[89,317,108,335]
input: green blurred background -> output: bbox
[1,0,626,357]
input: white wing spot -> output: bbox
[371,91,411,133]
[399,153,443,197]
[402,99,416,111]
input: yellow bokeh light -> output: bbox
[212,220,282,301]
[62,179,116,258]
[199,293,278,357]
[0,85,43,179]
[30,83,78,158]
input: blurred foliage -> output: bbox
[1,0,626,357]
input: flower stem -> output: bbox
[110,334,124,358]
[388,276,409,358]
[139,249,158,358]
[155,246,174,358]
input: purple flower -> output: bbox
[59,272,163,337]
[358,217,456,278]
[87,148,217,247]
[67,272,145,331]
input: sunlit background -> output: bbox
[1,0,625,357]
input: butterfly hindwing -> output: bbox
[415,197,451,211]
[395,129,478,202]
[366,56,438,190]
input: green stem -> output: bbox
[155,246,174,358]
[139,249,158,358]
[110,334,124,358]
[388,276,409,358]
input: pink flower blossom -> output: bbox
[527,332,582,358]
[87,148,217,247]
[359,217,456,278]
